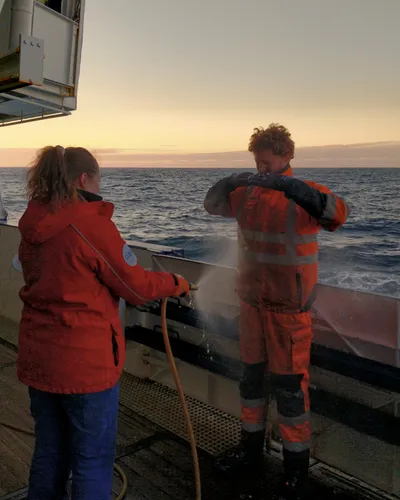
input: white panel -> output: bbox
[19,35,44,85]
[136,250,400,367]
[32,3,77,86]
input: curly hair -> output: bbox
[27,146,99,208]
[248,123,295,158]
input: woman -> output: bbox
[17,145,190,500]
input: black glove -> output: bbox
[248,173,327,219]
[227,172,254,190]
[248,173,285,190]
[204,172,254,217]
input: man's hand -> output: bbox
[248,173,285,191]
[227,172,254,190]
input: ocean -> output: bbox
[0,167,399,299]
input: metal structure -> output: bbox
[0,0,85,126]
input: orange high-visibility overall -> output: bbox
[204,167,348,464]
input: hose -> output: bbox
[113,463,129,500]
[0,292,201,500]
[161,296,202,500]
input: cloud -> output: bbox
[1,141,399,168]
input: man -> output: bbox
[204,124,348,500]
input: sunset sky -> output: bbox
[1,0,399,165]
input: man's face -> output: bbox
[254,149,292,174]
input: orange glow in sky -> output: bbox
[0,0,399,166]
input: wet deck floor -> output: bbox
[0,336,393,499]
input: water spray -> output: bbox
[160,283,202,500]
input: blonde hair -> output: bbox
[248,123,295,158]
[27,146,99,207]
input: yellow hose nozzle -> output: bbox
[189,283,199,291]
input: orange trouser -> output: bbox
[239,300,312,457]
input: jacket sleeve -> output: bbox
[304,181,349,232]
[71,218,179,306]
[204,176,248,218]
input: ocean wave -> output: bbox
[1,167,399,299]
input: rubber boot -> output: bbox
[214,429,265,475]
[279,450,309,500]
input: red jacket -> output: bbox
[17,192,180,394]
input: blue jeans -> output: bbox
[27,383,119,500]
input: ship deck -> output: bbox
[0,316,393,500]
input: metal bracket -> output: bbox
[19,35,44,86]
[0,35,44,92]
